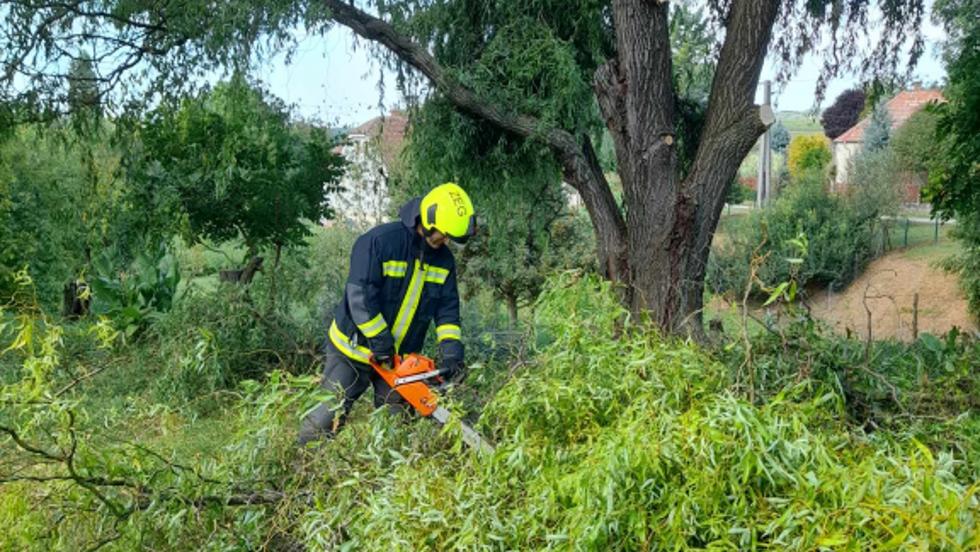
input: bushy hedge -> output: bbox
[708,169,882,296]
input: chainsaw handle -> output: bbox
[369,353,400,371]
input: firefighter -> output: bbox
[297,182,475,445]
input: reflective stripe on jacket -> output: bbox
[329,197,464,366]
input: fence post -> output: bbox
[904,218,910,247]
[912,293,919,340]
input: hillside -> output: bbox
[809,242,977,339]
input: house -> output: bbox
[832,88,944,201]
[329,110,409,228]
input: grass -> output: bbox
[885,221,956,250]
[900,237,963,262]
[778,111,822,133]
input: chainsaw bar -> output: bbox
[431,406,495,454]
[371,354,495,455]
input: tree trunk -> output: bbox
[597,0,779,337]
[62,280,90,319]
[325,0,780,338]
[240,255,264,285]
[219,255,264,285]
[505,293,518,327]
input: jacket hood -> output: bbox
[399,196,422,229]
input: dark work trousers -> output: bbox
[297,340,408,446]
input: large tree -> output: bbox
[820,88,867,140]
[130,76,345,280]
[320,0,925,336]
[0,0,927,336]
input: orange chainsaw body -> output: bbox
[370,353,440,416]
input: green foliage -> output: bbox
[0,284,320,550]
[150,227,361,407]
[3,272,978,549]
[88,241,180,339]
[725,178,753,205]
[721,313,980,482]
[891,108,941,174]
[67,54,101,130]
[709,170,882,296]
[670,3,715,103]
[0,124,127,309]
[926,0,980,320]
[130,76,346,258]
[457,18,598,135]
[862,100,893,153]
[0,1,309,119]
[670,4,715,178]
[770,120,790,153]
[285,276,979,549]
[940,214,980,320]
[786,134,831,179]
[846,147,904,218]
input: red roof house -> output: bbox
[832,88,944,202]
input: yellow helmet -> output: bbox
[420,182,476,244]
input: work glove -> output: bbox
[441,359,467,384]
[371,349,396,369]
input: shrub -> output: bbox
[786,134,831,179]
[719,313,980,482]
[941,213,980,321]
[846,147,903,220]
[89,241,180,339]
[726,178,753,204]
[708,169,878,296]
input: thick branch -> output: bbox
[594,59,631,185]
[687,0,780,233]
[697,0,780,164]
[324,0,575,155]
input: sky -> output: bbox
[255,11,949,128]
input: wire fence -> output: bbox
[879,216,956,251]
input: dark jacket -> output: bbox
[327,197,464,367]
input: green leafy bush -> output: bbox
[708,169,881,296]
[130,76,346,263]
[147,225,358,407]
[0,124,127,309]
[720,310,980,481]
[89,241,180,338]
[940,213,980,321]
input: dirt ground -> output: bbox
[807,248,977,341]
[708,243,977,341]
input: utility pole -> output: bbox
[756,80,773,207]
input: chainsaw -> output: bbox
[369,353,494,454]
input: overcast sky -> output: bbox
[256,13,948,128]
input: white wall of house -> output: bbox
[329,134,391,229]
[833,142,861,191]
